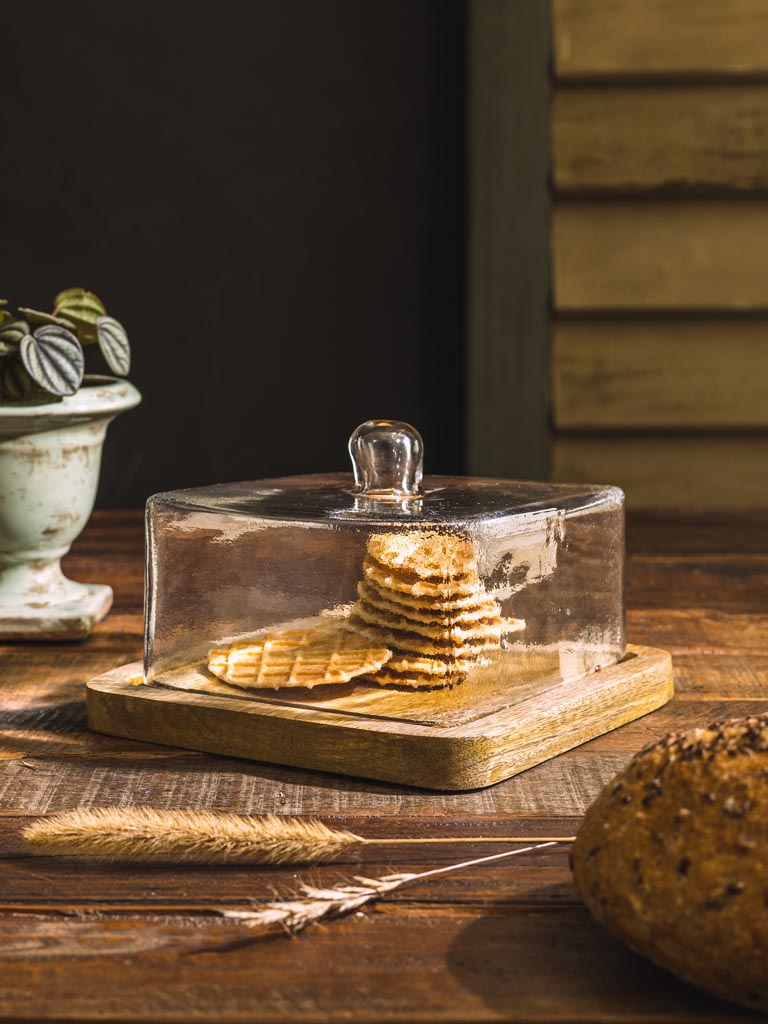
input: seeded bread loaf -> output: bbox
[571,713,768,1012]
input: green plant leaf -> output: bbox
[0,318,29,347]
[0,312,16,354]
[96,316,130,375]
[0,353,35,400]
[18,307,75,329]
[53,287,106,320]
[53,288,106,345]
[20,325,84,396]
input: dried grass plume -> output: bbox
[23,807,363,865]
[22,807,575,867]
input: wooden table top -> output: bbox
[2,510,766,1023]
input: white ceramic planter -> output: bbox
[0,376,141,639]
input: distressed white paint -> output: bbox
[0,377,141,639]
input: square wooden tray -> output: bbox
[86,644,673,791]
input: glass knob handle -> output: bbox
[348,420,424,499]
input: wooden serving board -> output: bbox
[86,644,673,790]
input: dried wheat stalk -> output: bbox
[22,807,575,866]
[210,842,560,942]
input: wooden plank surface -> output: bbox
[553,0,768,77]
[552,319,768,428]
[552,435,768,508]
[553,201,768,310]
[553,87,768,192]
[1,509,767,1021]
[0,906,747,1024]
[550,2,768,510]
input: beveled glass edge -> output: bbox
[146,474,624,526]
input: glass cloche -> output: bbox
[142,420,624,731]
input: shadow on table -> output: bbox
[1,692,424,799]
[445,901,758,1020]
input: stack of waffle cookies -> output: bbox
[349,531,523,689]
[207,530,523,693]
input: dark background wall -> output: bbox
[1,0,465,506]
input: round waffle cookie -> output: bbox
[352,597,504,645]
[359,578,491,614]
[362,559,481,599]
[348,613,500,659]
[361,666,468,691]
[362,652,477,690]
[207,624,391,691]
[386,653,479,676]
[367,531,478,579]
[357,580,500,625]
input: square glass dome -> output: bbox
[143,421,624,730]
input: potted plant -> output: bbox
[0,288,141,639]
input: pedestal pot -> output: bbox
[0,377,141,639]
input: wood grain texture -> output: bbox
[553,201,768,311]
[626,510,768,555]
[627,556,768,614]
[628,610,768,656]
[552,319,768,428]
[553,0,768,77]
[553,435,768,509]
[550,3,768,511]
[2,510,767,1021]
[0,907,732,1023]
[553,86,768,192]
